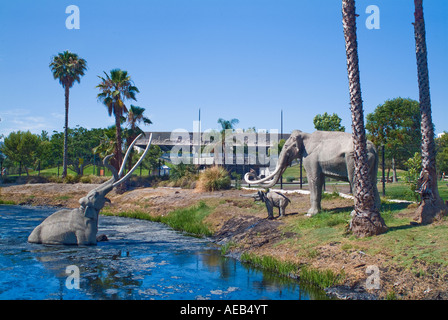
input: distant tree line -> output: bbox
[0,126,162,177]
[313,97,448,179]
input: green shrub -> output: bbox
[404,152,422,202]
[80,175,92,184]
[63,174,80,184]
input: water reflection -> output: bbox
[0,205,329,300]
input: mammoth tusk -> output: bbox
[244,164,282,185]
[112,133,153,187]
[239,193,258,198]
[118,133,145,178]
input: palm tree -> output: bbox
[49,51,87,178]
[412,0,448,224]
[125,105,152,172]
[96,69,139,172]
[217,118,239,165]
[342,0,387,237]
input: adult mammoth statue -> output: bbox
[28,133,153,245]
[245,130,380,216]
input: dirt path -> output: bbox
[1,182,447,300]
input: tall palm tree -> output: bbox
[342,0,387,237]
[413,0,447,224]
[96,69,139,172]
[49,51,87,178]
[217,118,239,165]
[125,105,152,172]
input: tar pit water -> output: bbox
[0,205,328,300]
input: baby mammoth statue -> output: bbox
[241,190,291,219]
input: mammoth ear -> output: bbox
[83,206,97,219]
[294,133,304,157]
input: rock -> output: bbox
[96,234,108,242]
[325,285,378,300]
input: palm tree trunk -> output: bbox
[342,0,387,237]
[114,108,125,193]
[62,85,70,178]
[114,110,123,172]
[413,0,447,224]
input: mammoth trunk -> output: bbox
[244,143,291,187]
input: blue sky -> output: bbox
[0,0,447,139]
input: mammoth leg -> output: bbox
[266,201,274,219]
[279,202,286,217]
[307,172,323,216]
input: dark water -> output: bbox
[0,205,327,300]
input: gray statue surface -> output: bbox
[28,133,153,245]
[245,130,380,216]
[242,190,291,219]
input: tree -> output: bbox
[1,131,40,176]
[342,0,387,237]
[97,69,139,173]
[49,51,87,178]
[366,97,421,182]
[217,118,239,165]
[141,145,163,174]
[313,112,345,132]
[412,0,447,224]
[125,105,152,172]
[436,133,448,175]
[50,127,107,175]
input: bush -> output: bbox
[63,174,80,184]
[285,176,295,183]
[404,152,422,202]
[164,163,198,189]
[196,166,231,192]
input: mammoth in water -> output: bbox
[28,133,153,245]
[245,130,380,216]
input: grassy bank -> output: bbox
[239,252,345,289]
[102,200,213,237]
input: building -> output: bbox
[135,131,290,177]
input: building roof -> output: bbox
[135,131,290,149]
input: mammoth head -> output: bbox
[79,189,111,219]
[244,130,305,187]
[280,130,304,166]
[79,133,153,219]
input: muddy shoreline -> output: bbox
[1,182,447,300]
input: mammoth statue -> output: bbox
[245,130,380,216]
[28,133,153,245]
[241,190,291,219]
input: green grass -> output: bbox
[379,181,448,202]
[241,252,298,277]
[102,201,213,237]
[157,201,213,236]
[240,252,345,289]
[299,266,346,289]
[0,199,16,205]
[5,163,153,178]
